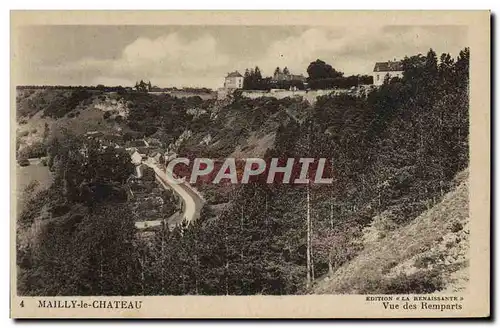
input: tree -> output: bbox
[423,49,439,91]
[438,53,455,85]
[47,129,133,204]
[274,67,281,76]
[455,47,470,88]
[135,80,151,93]
[243,69,251,89]
[283,67,290,75]
[402,54,426,86]
[307,59,343,81]
[254,66,262,80]
[242,67,269,90]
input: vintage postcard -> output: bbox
[10,11,490,318]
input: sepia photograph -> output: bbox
[10,11,490,318]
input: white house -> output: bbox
[372,60,404,86]
[224,71,244,89]
[130,150,143,165]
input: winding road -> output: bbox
[135,159,205,230]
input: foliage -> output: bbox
[135,80,152,93]
[18,129,138,295]
[122,93,192,141]
[42,89,94,118]
[47,129,134,204]
[307,59,344,80]
[359,269,445,294]
[18,158,30,167]
[18,204,141,296]
[304,59,373,89]
[17,142,47,160]
[243,66,270,90]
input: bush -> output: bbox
[43,89,93,118]
[103,111,111,120]
[18,188,51,228]
[142,166,156,181]
[18,158,30,167]
[18,142,47,159]
[449,221,463,233]
[30,128,37,134]
[413,255,438,269]
[360,269,445,294]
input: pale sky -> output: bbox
[15,25,467,89]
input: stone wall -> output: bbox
[149,91,216,100]
[239,86,375,104]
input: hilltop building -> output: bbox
[224,71,244,89]
[372,60,404,86]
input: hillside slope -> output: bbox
[16,89,130,151]
[313,169,469,294]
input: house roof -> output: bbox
[373,61,403,72]
[226,71,243,78]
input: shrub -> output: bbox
[18,188,51,228]
[30,128,37,134]
[360,269,445,294]
[414,255,438,269]
[449,221,463,233]
[18,142,47,159]
[103,111,111,120]
[42,89,93,118]
[142,166,156,181]
[18,158,30,166]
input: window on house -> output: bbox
[377,75,380,81]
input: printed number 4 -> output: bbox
[20,300,24,307]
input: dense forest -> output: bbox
[17,48,469,295]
